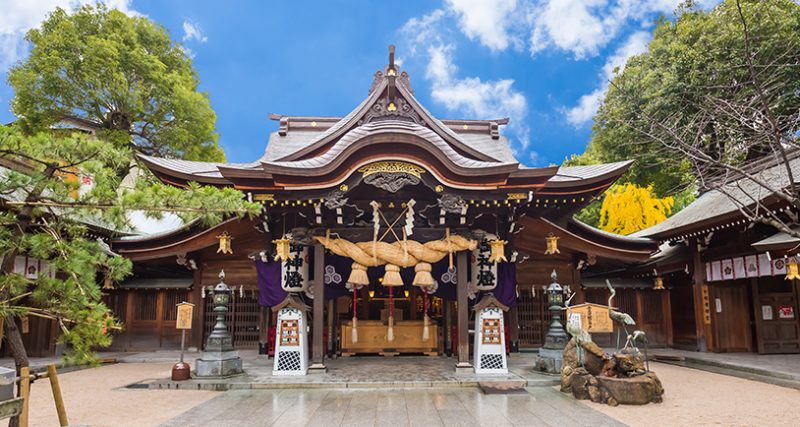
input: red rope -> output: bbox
[389,287,394,318]
[353,285,357,316]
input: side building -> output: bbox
[589,153,800,354]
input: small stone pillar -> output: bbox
[195,271,243,378]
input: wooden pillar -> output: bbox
[690,238,711,351]
[327,298,335,357]
[508,305,519,353]
[456,251,471,369]
[663,286,674,346]
[258,306,269,355]
[310,244,327,371]
[444,301,453,356]
[189,265,204,350]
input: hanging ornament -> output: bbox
[352,285,359,344]
[216,231,234,254]
[405,199,416,236]
[272,237,293,262]
[370,201,381,263]
[653,276,665,290]
[348,263,370,287]
[387,286,395,342]
[281,244,307,292]
[382,264,404,287]
[475,240,497,291]
[544,233,560,255]
[413,262,434,287]
[786,258,800,280]
[488,239,508,263]
[102,274,114,290]
[422,285,433,341]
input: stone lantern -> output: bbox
[535,270,568,374]
[195,270,243,377]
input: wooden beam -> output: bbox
[456,251,471,369]
[310,244,326,371]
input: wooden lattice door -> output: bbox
[517,287,549,348]
[203,290,260,349]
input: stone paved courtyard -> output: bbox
[158,387,625,427]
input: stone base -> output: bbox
[195,350,243,378]
[308,363,327,374]
[535,348,564,374]
[455,362,474,374]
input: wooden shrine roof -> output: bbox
[137,48,633,194]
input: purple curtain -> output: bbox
[256,259,285,307]
[492,262,518,308]
[324,254,356,300]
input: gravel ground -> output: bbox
[580,361,800,427]
[19,362,218,427]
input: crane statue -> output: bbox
[606,279,635,350]
[564,292,592,368]
[625,330,650,372]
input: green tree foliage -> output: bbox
[570,0,800,227]
[8,4,224,162]
[0,126,259,369]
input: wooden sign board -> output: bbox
[176,302,194,330]
[569,303,613,333]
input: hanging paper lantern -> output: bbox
[272,237,293,262]
[474,240,497,291]
[102,274,114,290]
[281,245,308,292]
[488,239,508,263]
[786,258,800,280]
[382,264,404,287]
[544,233,560,255]
[653,276,665,290]
[216,231,234,254]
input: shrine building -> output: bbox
[105,47,661,367]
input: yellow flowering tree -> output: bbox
[599,183,674,235]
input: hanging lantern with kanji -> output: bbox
[216,231,234,254]
[544,233,560,255]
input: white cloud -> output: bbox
[0,0,138,71]
[528,0,680,59]
[182,19,207,43]
[426,44,530,149]
[566,30,650,126]
[445,0,520,51]
[400,9,446,55]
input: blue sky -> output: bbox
[0,1,716,167]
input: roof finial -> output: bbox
[388,45,396,72]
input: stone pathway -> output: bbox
[159,387,626,427]
[651,348,800,381]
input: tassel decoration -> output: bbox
[348,263,369,286]
[352,285,359,344]
[382,264,404,287]
[387,287,395,342]
[422,290,430,341]
[412,262,434,287]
